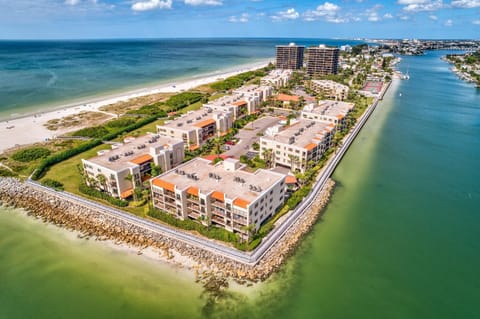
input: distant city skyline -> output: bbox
[1,0,479,39]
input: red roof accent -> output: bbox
[129,154,153,165]
[203,154,231,161]
[285,176,297,184]
[120,188,134,199]
[211,191,225,202]
[152,178,175,192]
[276,94,300,102]
[304,143,317,151]
[187,187,199,196]
[233,197,250,209]
[194,118,216,128]
[233,100,248,106]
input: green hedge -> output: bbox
[72,126,109,138]
[79,183,128,207]
[105,118,136,128]
[210,70,266,91]
[32,139,103,180]
[165,92,203,111]
[11,147,51,162]
[147,208,240,245]
[41,178,64,191]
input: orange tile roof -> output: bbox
[120,188,134,199]
[336,114,345,119]
[276,94,300,102]
[304,143,317,151]
[233,197,250,209]
[285,175,297,184]
[187,186,199,196]
[129,154,153,165]
[211,191,225,202]
[194,118,216,128]
[189,144,199,151]
[152,178,175,192]
[233,100,247,106]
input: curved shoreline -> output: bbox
[0,59,271,153]
[0,177,335,282]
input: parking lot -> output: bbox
[223,115,281,158]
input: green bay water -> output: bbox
[1,50,480,318]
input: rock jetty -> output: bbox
[0,177,334,282]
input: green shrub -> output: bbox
[11,147,51,162]
[165,92,204,111]
[41,178,64,190]
[32,139,103,180]
[0,168,17,177]
[72,126,109,138]
[147,208,240,245]
[105,118,136,128]
[78,183,128,207]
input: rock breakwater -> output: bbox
[0,177,334,282]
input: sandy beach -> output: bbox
[0,60,270,153]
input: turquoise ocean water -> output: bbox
[1,44,480,318]
[0,38,359,119]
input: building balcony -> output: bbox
[211,216,225,225]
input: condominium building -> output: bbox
[259,120,335,173]
[276,43,305,70]
[203,94,259,120]
[301,100,355,130]
[306,45,340,76]
[309,80,350,101]
[82,133,184,199]
[157,108,232,151]
[233,84,273,103]
[261,69,293,89]
[151,158,286,234]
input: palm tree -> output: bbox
[97,174,107,191]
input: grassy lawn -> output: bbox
[41,143,111,194]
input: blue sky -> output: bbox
[1,0,479,39]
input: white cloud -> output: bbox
[451,0,480,8]
[473,19,480,24]
[444,18,453,26]
[303,2,348,22]
[429,14,438,19]
[132,0,172,11]
[272,8,299,21]
[184,0,222,5]
[383,13,394,18]
[229,13,249,23]
[65,0,80,5]
[397,0,430,4]
[399,0,444,11]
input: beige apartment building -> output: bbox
[301,100,355,131]
[309,79,350,101]
[203,94,259,120]
[157,108,232,151]
[151,158,286,234]
[233,84,273,104]
[259,120,335,173]
[261,69,293,89]
[82,133,184,199]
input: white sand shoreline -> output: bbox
[0,59,271,153]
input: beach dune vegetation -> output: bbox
[11,147,51,162]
